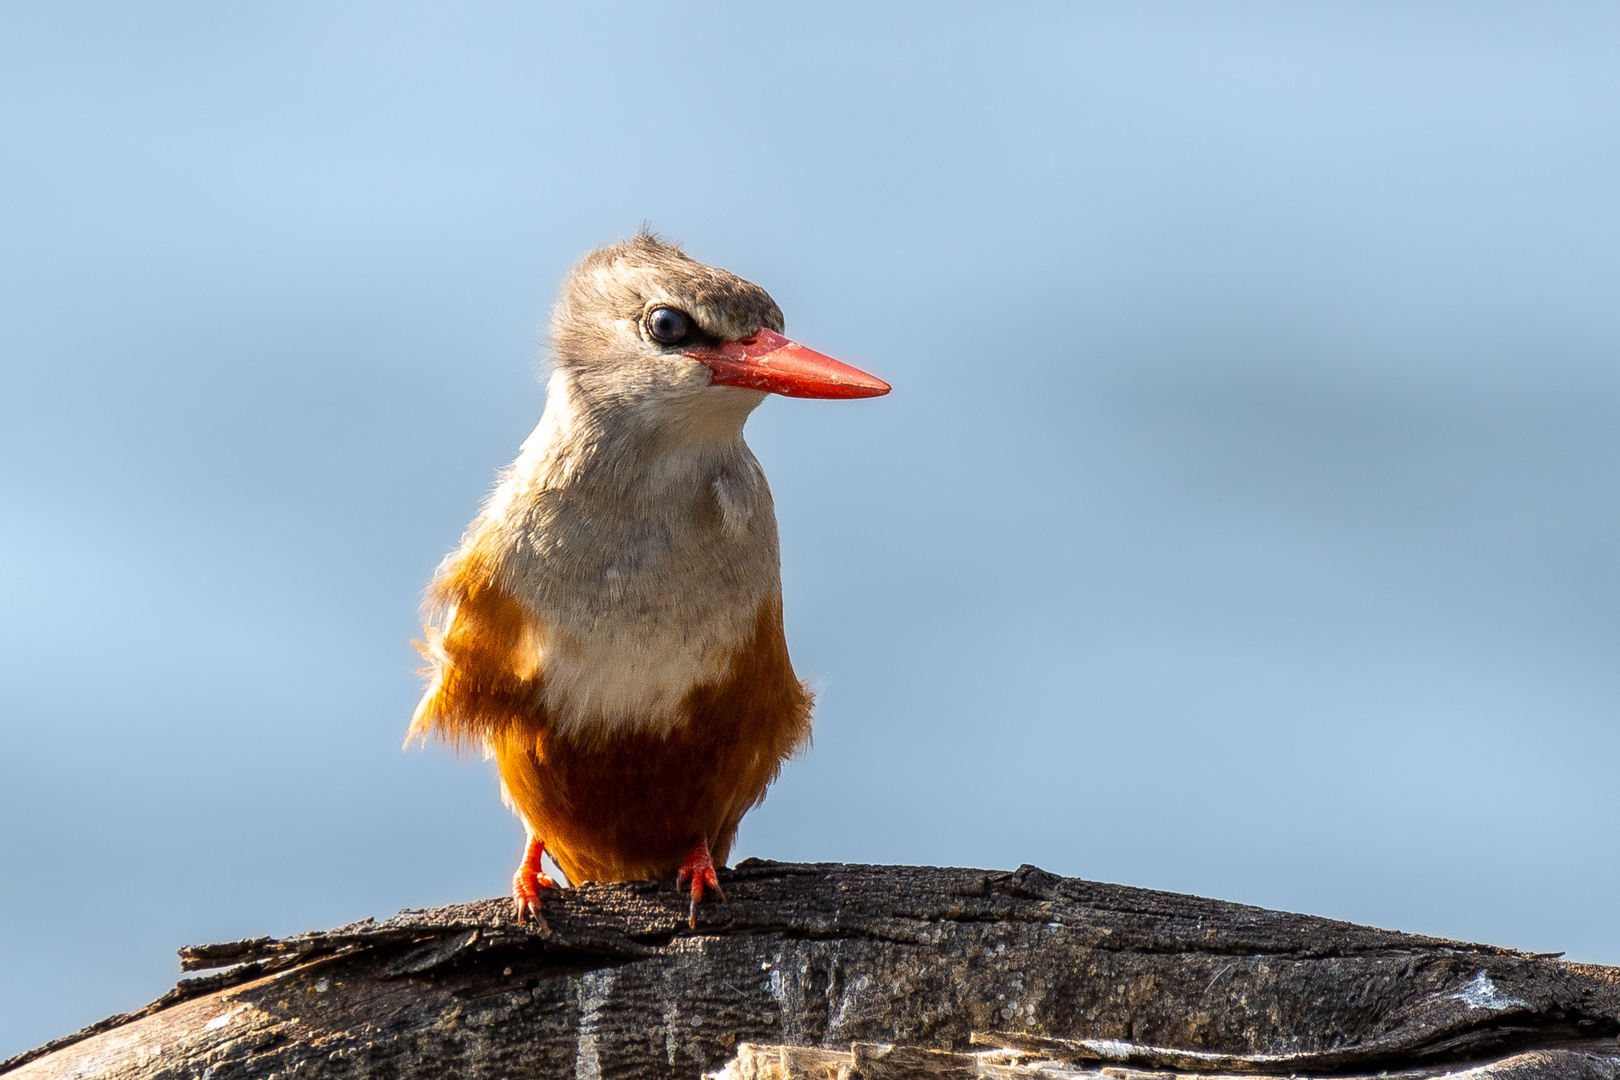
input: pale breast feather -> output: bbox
[415,424,782,744]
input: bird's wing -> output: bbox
[407,553,548,751]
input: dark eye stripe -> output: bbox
[646,306,691,345]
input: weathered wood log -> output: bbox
[4,861,1617,1079]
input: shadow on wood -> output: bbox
[4,862,1617,1079]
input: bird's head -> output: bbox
[548,232,889,446]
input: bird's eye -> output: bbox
[646,306,691,345]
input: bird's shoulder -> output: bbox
[407,548,547,750]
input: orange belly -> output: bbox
[413,572,812,884]
[493,702,799,883]
[496,596,811,883]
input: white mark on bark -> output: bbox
[574,968,616,1080]
[203,1004,248,1032]
[1453,972,1527,1011]
[1085,1039,1140,1061]
[661,980,680,1067]
[829,973,870,1036]
[767,946,805,1045]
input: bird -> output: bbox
[407,232,890,926]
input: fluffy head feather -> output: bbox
[547,232,786,448]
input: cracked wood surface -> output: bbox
[4,861,1617,1079]
[716,1040,1620,1080]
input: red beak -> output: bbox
[686,329,891,400]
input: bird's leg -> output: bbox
[675,836,726,928]
[512,835,558,927]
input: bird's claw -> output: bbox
[676,838,726,928]
[512,838,558,929]
[513,895,544,928]
[513,869,558,928]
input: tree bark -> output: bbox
[4,861,1617,1079]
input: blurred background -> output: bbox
[3,0,1618,1060]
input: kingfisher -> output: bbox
[409,232,890,925]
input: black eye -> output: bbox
[646,306,691,345]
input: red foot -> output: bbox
[512,836,559,927]
[676,837,727,927]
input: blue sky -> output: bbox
[3,1,1618,1060]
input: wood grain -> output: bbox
[5,861,1617,1079]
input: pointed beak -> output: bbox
[685,329,891,400]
